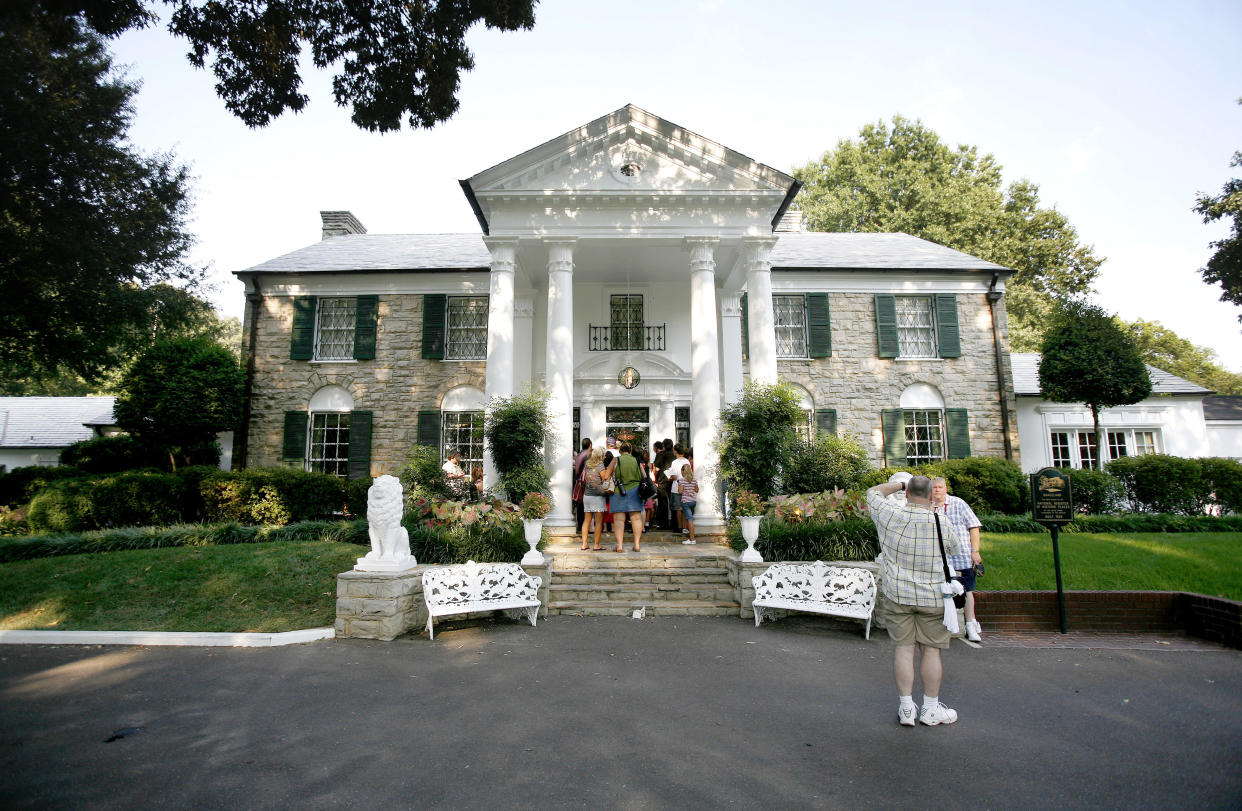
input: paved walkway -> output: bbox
[2,615,1239,809]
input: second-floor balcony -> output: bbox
[588,324,667,351]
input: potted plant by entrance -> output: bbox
[733,490,765,563]
[519,491,551,565]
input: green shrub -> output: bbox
[398,444,455,500]
[978,514,1045,533]
[726,515,879,562]
[1061,468,1125,514]
[783,434,872,495]
[344,476,371,517]
[484,387,551,502]
[1064,513,1242,533]
[1106,455,1205,515]
[26,471,189,532]
[1199,457,1242,514]
[0,519,369,563]
[0,505,30,536]
[0,465,87,508]
[200,468,347,525]
[856,457,1026,514]
[58,434,168,473]
[718,381,804,499]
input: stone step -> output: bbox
[546,599,741,617]
[548,583,737,602]
[548,553,734,571]
[551,568,731,585]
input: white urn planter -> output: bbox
[739,515,764,563]
[521,518,545,565]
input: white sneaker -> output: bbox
[919,702,958,726]
[681,528,690,535]
[897,704,918,726]
[682,539,696,545]
[966,620,982,642]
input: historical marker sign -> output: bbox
[1031,467,1073,526]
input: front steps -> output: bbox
[544,536,740,617]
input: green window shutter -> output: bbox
[347,410,373,479]
[815,409,837,437]
[421,294,446,359]
[806,293,831,358]
[290,296,316,360]
[875,295,899,358]
[881,409,907,467]
[417,410,441,450]
[945,409,971,459]
[936,294,961,358]
[741,292,749,359]
[282,411,308,465]
[353,296,378,360]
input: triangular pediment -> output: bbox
[467,104,794,195]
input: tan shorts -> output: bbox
[879,593,951,649]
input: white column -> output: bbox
[743,237,779,386]
[658,398,676,451]
[720,292,744,405]
[543,238,577,528]
[579,396,597,452]
[684,237,724,530]
[482,237,518,490]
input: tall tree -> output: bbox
[114,335,245,471]
[1194,99,1242,324]
[1119,318,1242,395]
[793,116,1102,350]
[1039,300,1152,469]
[0,14,199,385]
[4,0,539,132]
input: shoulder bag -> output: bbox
[935,513,966,610]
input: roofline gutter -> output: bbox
[459,179,489,236]
[770,179,803,232]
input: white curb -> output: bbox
[0,627,336,647]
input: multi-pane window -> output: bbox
[1050,431,1073,468]
[675,406,690,449]
[1107,431,1129,460]
[442,411,484,472]
[610,294,644,351]
[904,409,944,463]
[314,297,355,360]
[1134,431,1158,456]
[308,412,350,476]
[774,295,809,358]
[446,296,488,360]
[1077,432,1098,470]
[795,410,812,442]
[895,296,937,358]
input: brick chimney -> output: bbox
[320,211,367,240]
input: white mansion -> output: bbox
[234,105,1021,531]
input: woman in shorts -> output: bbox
[579,447,609,550]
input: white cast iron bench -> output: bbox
[422,560,543,640]
[752,561,878,639]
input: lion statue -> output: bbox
[365,474,412,563]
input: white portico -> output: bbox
[461,104,798,532]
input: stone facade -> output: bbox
[244,293,486,476]
[775,291,1021,466]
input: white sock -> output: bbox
[923,696,939,709]
[900,696,916,709]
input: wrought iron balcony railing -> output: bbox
[588,324,666,351]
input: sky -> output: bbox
[109,0,1242,370]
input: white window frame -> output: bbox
[773,294,809,359]
[442,410,485,473]
[895,295,938,359]
[904,409,945,463]
[308,411,350,477]
[445,296,488,360]
[1048,428,1161,469]
[314,297,356,361]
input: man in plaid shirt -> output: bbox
[867,475,967,727]
[932,477,984,642]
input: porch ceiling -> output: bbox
[513,235,741,285]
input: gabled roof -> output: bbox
[0,397,116,448]
[1010,353,1211,397]
[1203,395,1242,421]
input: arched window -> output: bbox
[282,385,372,479]
[881,384,969,467]
[439,386,485,474]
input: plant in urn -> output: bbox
[519,492,551,565]
[733,490,765,563]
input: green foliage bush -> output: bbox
[26,471,190,532]
[1063,513,1242,533]
[1106,455,1205,515]
[857,457,1026,514]
[727,515,879,562]
[783,434,872,495]
[1062,468,1126,514]
[977,514,1045,533]
[200,468,347,525]
[483,388,551,502]
[401,495,527,563]
[398,444,454,500]
[1198,457,1242,514]
[0,465,87,508]
[718,382,804,499]
[0,519,369,563]
[59,434,170,472]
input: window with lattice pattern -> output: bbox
[895,296,937,358]
[309,412,350,476]
[446,296,488,360]
[774,294,808,358]
[314,298,355,360]
[903,409,944,463]
[610,295,644,351]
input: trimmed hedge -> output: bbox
[1060,468,1125,515]
[858,457,1027,514]
[27,471,191,533]
[975,513,1242,534]
[200,468,347,525]
[0,465,87,508]
[0,519,370,563]
[726,516,880,562]
[58,435,169,473]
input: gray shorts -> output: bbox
[669,492,682,510]
[582,495,608,513]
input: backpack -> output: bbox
[584,467,605,497]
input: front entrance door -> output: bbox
[605,406,650,459]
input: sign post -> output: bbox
[1030,468,1074,633]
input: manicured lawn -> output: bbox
[981,532,1242,600]
[0,541,360,632]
